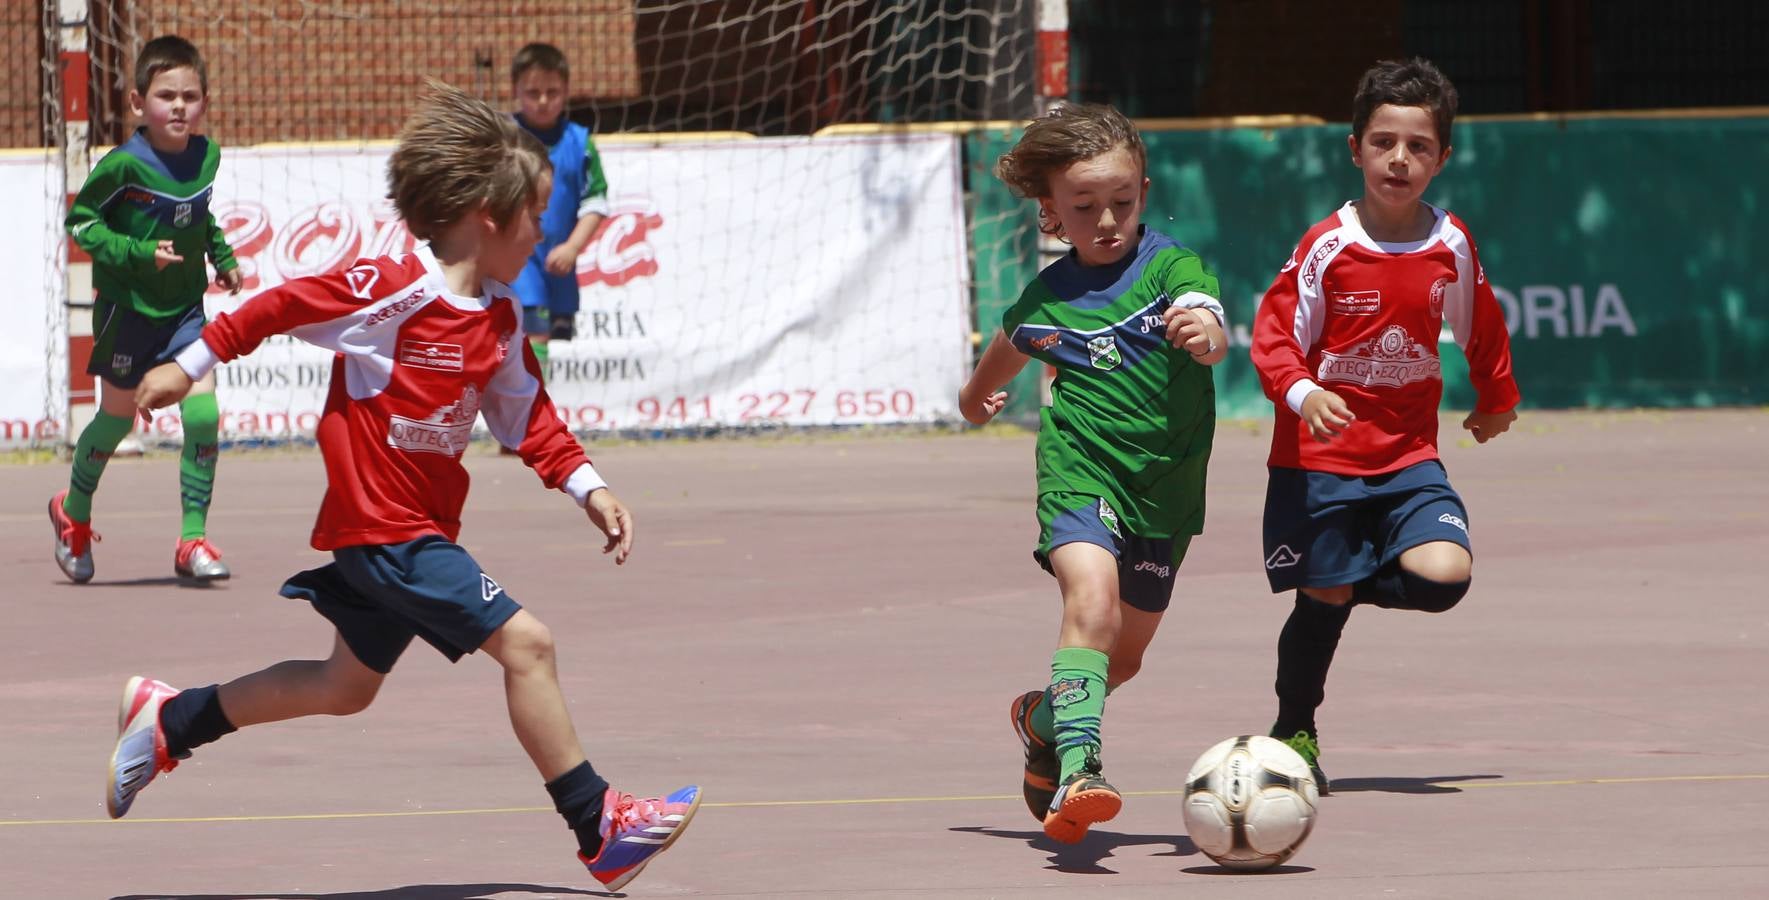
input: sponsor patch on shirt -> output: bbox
[399,340,464,372]
[1329,289,1381,316]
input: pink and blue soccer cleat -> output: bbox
[579,784,702,890]
[106,676,186,818]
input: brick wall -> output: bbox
[92,0,639,146]
[2,1,44,148]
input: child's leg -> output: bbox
[1274,589,1353,738]
[207,631,387,730]
[176,372,221,541]
[479,609,588,780]
[108,632,385,819]
[1048,542,1119,777]
[480,610,611,858]
[63,379,139,522]
[1355,541,1472,612]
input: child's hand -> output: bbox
[544,243,581,277]
[153,240,184,270]
[1462,408,1517,444]
[216,267,243,294]
[585,488,634,564]
[1162,307,1216,357]
[1300,389,1355,442]
[961,390,1008,425]
[134,362,195,411]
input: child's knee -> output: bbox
[496,615,557,667]
[1397,571,1470,613]
[1399,542,1472,584]
[320,667,382,716]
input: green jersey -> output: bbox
[1001,228,1224,537]
[67,130,236,323]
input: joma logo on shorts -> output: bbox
[1132,560,1172,579]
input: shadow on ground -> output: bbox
[953,824,1200,874]
[112,884,610,900]
[1329,773,1503,794]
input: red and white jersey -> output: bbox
[178,246,600,550]
[1252,203,1520,476]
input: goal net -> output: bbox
[31,0,1038,444]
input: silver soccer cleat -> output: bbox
[174,538,231,580]
[48,492,97,583]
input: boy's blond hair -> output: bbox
[994,102,1147,237]
[387,81,551,240]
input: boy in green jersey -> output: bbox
[959,103,1228,844]
[49,35,242,584]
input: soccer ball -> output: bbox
[1182,735,1320,871]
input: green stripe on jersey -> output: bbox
[1000,228,1220,538]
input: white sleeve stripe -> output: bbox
[577,196,610,218]
[1285,378,1325,416]
[1291,229,1347,356]
[174,338,221,380]
[564,463,608,507]
[1438,223,1478,350]
[1174,290,1226,328]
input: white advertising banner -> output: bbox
[2,151,60,446]
[150,132,972,440]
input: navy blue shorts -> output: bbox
[88,300,206,389]
[1033,491,1194,613]
[278,536,523,674]
[1262,461,1471,593]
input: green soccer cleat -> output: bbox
[1273,727,1330,795]
[1010,690,1059,821]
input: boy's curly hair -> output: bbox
[1352,57,1460,149]
[387,81,551,240]
[994,103,1146,237]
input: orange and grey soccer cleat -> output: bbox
[1042,761,1122,844]
[1011,689,1059,821]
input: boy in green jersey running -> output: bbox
[959,103,1229,844]
[50,36,242,584]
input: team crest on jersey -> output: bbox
[1086,335,1121,370]
[173,202,192,228]
[1429,277,1448,319]
[1317,325,1441,389]
[386,384,480,457]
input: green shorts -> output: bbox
[1033,491,1193,613]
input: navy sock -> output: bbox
[545,760,610,860]
[1274,592,1352,736]
[158,684,236,758]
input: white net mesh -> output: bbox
[42,0,1037,441]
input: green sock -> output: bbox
[178,393,220,540]
[1049,647,1109,781]
[529,338,549,383]
[65,410,134,522]
[1030,680,1114,744]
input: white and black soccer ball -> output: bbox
[1182,734,1320,871]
